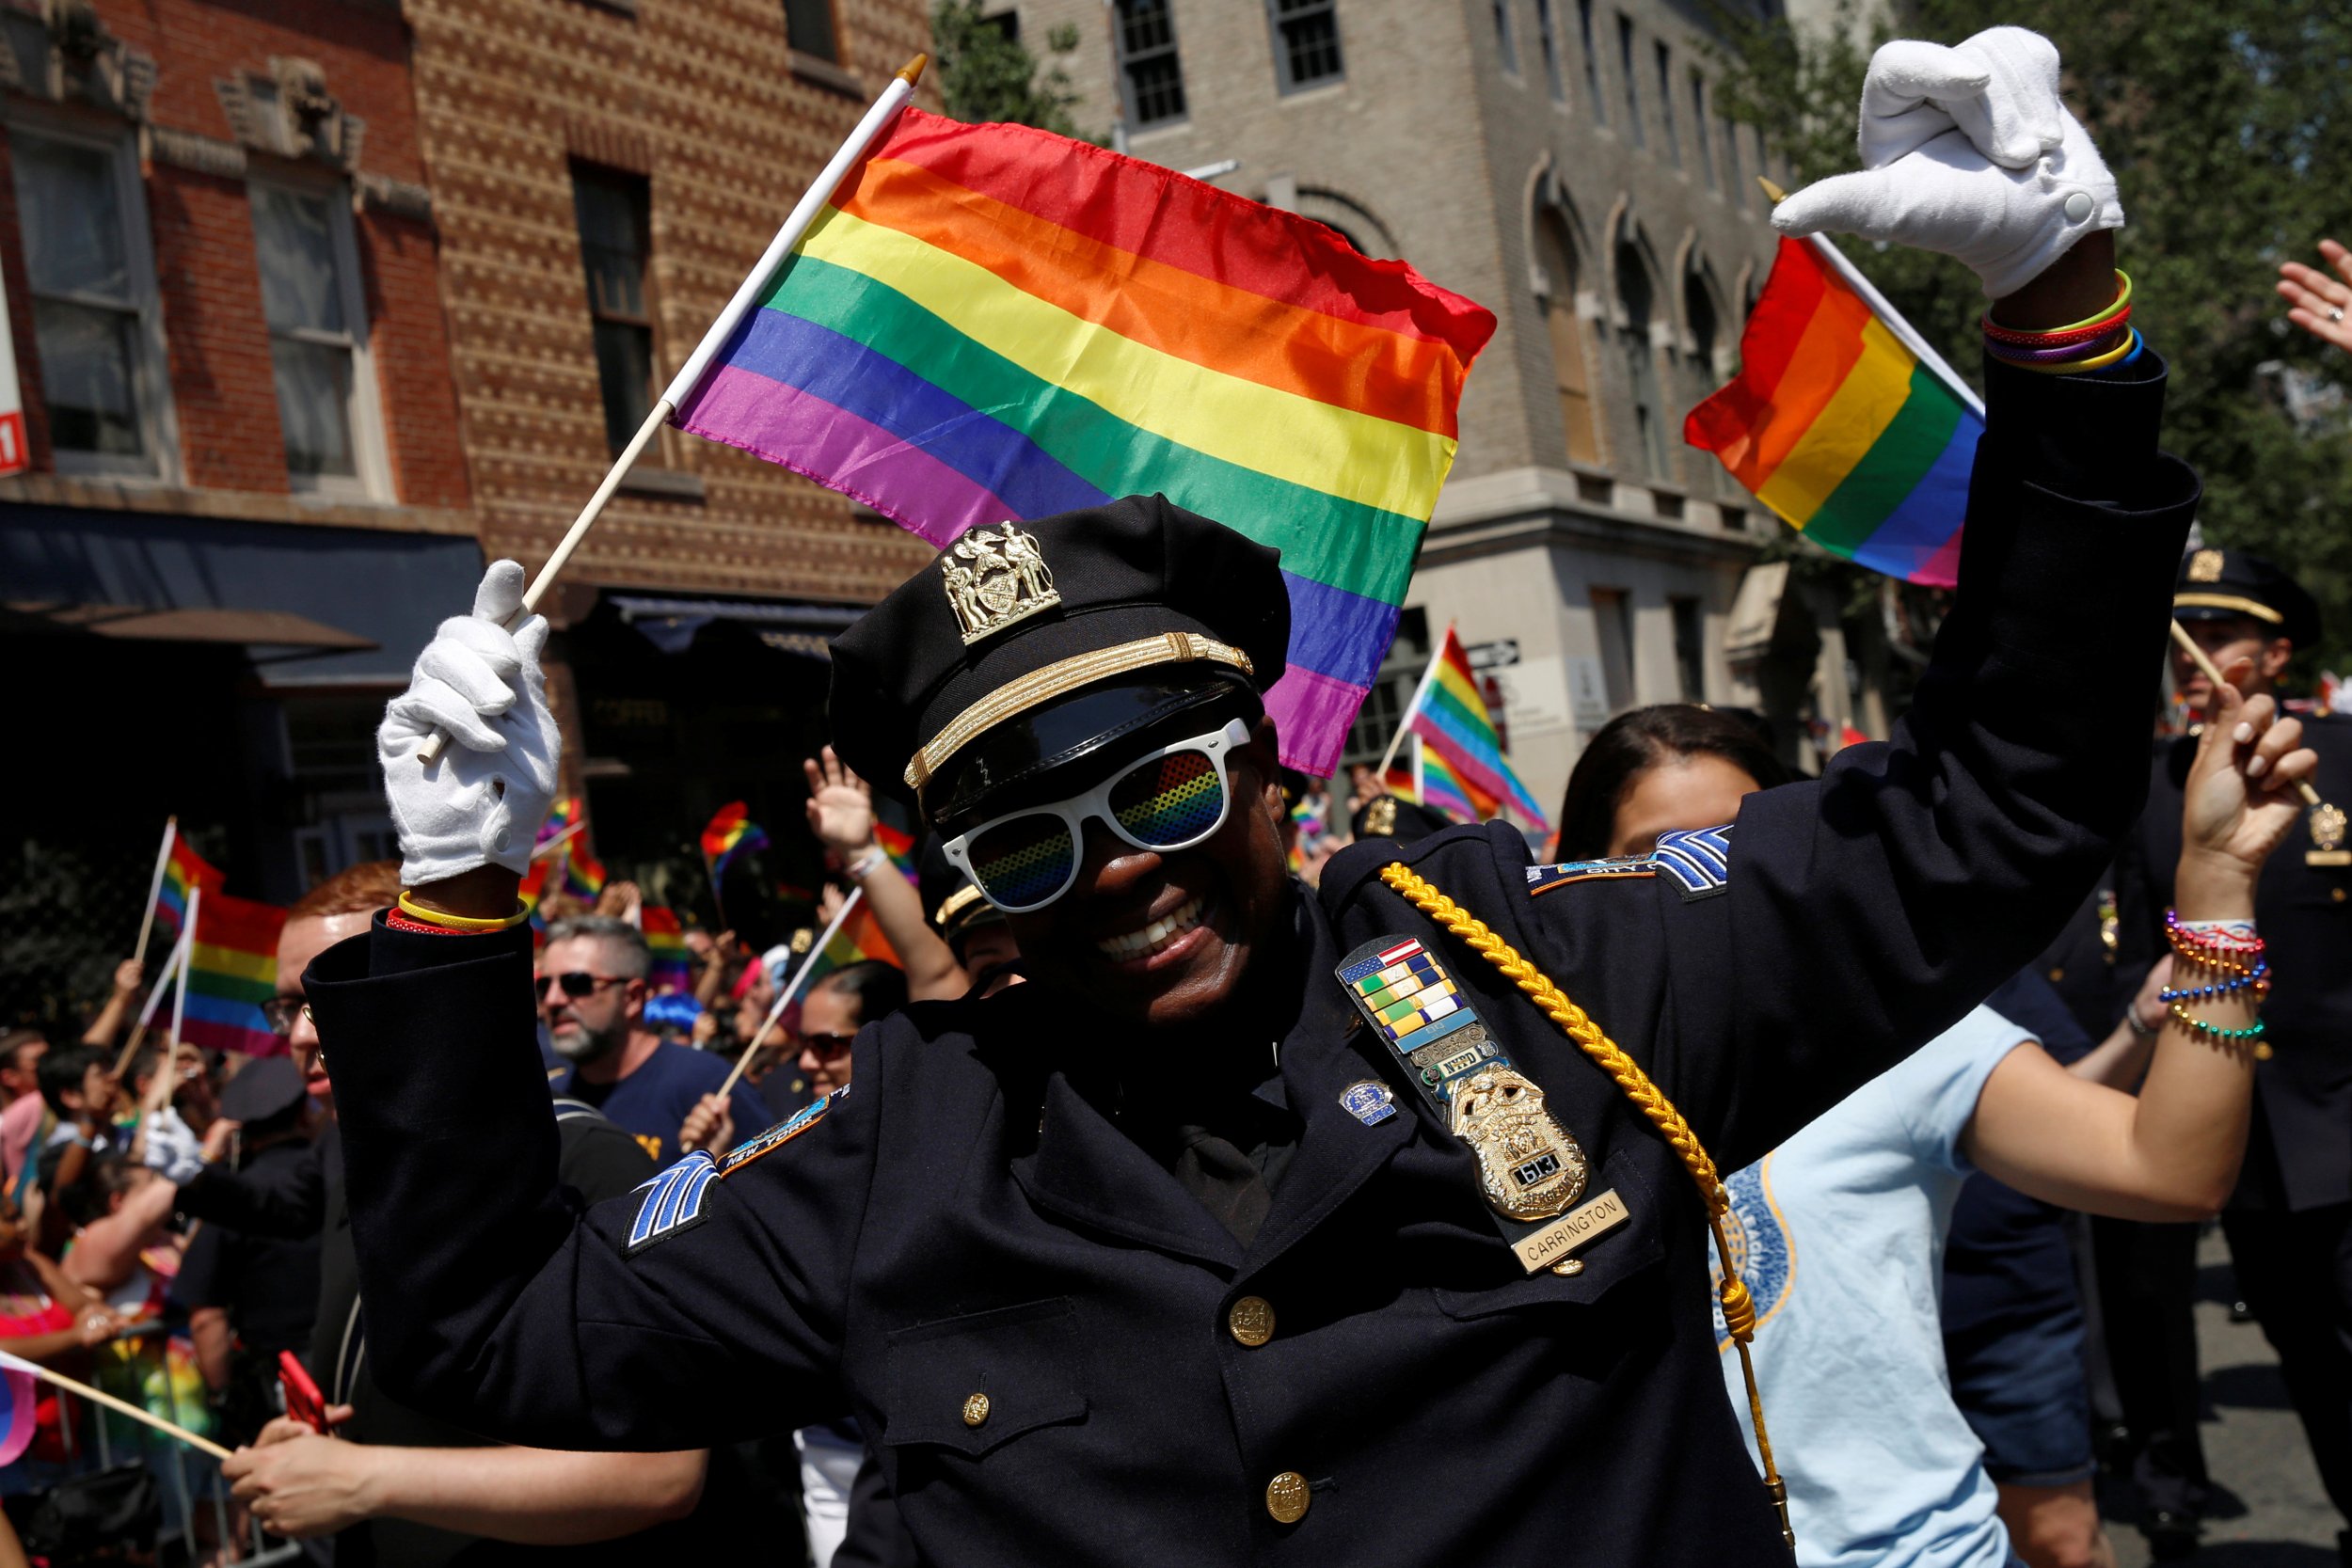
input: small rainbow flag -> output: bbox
[641,907,692,993]
[153,832,225,950]
[1686,236,1981,587]
[702,802,769,881]
[671,109,1495,778]
[184,891,286,1056]
[537,796,584,851]
[560,844,608,901]
[1416,739,1482,824]
[781,897,901,1034]
[1400,626,1549,831]
[873,821,921,885]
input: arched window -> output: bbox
[1536,214,1602,465]
[1616,240,1667,482]
[1684,272,1723,492]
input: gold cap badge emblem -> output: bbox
[2187,548,2225,584]
[943,521,1060,645]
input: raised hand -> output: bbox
[1773,27,2121,299]
[377,562,560,887]
[803,747,878,860]
[2278,240,2352,355]
[2180,669,2316,885]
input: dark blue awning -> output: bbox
[0,504,485,686]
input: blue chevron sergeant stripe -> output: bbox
[627,1151,718,1253]
[1526,824,1732,902]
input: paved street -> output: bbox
[2108,1228,2340,1567]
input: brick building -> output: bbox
[401,0,936,921]
[0,0,481,1006]
[1013,0,1877,817]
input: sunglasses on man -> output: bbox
[534,972,633,1000]
[941,718,1251,914]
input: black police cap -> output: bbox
[221,1056,306,1124]
[1351,793,1454,846]
[829,497,1290,819]
[2174,546,2321,650]
[916,836,1003,942]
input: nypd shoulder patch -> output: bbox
[627,1151,718,1254]
[714,1092,834,1180]
[1526,824,1731,903]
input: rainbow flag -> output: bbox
[672,109,1495,778]
[701,802,769,880]
[641,906,692,993]
[183,891,286,1056]
[781,897,901,1033]
[1401,626,1549,830]
[537,796,584,851]
[560,844,608,901]
[1416,739,1484,824]
[873,821,922,885]
[1686,237,1981,587]
[153,832,225,949]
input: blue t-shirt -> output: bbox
[554,1042,772,1165]
[1714,1006,2033,1568]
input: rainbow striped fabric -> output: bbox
[873,821,922,885]
[782,899,902,1034]
[537,796,583,851]
[560,844,608,901]
[184,890,286,1056]
[1403,627,1549,830]
[701,802,769,880]
[641,906,692,993]
[673,109,1495,778]
[153,832,224,949]
[1686,237,1981,587]
[1415,739,1482,824]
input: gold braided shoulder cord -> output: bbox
[1378,863,1795,1549]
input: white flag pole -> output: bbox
[113,923,189,1079]
[417,54,930,767]
[716,887,865,1102]
[168,886,197,1049]
[133,816,177,965]
[1375,624,1452,779]
[1759,178,1985,420]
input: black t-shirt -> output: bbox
[170,1138,322,1359]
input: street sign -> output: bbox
[0,277,24,477]
[1465,638,1519,671]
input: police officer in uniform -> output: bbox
[309,39,2234,1567]
[2115,547,2352,1559]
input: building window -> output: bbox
[1537,214,1601,465]
[1492,0,1519,76]
[1616,15,1642,147]
[1342,607,1431,768]
[571,165,658,455]
[1670,595,1705,701]
[1116,0,1186,129]
[1725,113,1747,204]
[9,129,172,478]
[1590,587,1635,711]
[1577,0,1603,123]
[1269,0,1343,92]
[1534,0,1565,100]
[1616,241,1667,481]
[249,179,387,496]
[782,0,839,63]
[1654,42,1677,166]
[1685,274,1730,496]
[1691,72,1716,188]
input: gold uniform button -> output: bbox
[961,1392,990,1428]
[2047,966,2065,982]
[1265,1470,1311,1524]
[1229,1295,1276,1347]
[2334,887,2347,904]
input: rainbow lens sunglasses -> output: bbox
[941,719,1252,914]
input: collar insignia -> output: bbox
[944,521,1060,645]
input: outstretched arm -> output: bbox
[1965,675,2313,1219]
[804,747,967,1002]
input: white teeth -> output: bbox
[1096,895,1206,960]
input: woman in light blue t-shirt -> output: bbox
[1560,689,2313,1568]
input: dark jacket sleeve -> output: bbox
[306,918,878,1451]
[1576,353,2196,1171]
[175,1136,326,1239]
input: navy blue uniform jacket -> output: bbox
[310,356,2197,1566]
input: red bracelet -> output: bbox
[1981,305,2132,348]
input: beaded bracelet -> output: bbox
[2166,908,2265,957]
[2159,958,2270,1005]
[2164,1001,2271,1058]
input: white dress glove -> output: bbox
[142,1107,206,1185]
[1772,27,2122,299]
[378,561,560,884]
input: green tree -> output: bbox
[1713,0,2352,674]
[931,0,1086,137]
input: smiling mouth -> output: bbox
[1095,893,1208,962]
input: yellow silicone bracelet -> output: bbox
[397,891,533,931]
[2013,326,2139,376]
[1987,269,2132,337]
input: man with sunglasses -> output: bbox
[318,39,2212,1566]
[538,915,773,1164]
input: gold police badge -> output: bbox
[943,521,1060,644]
[1450,1065,1589,1222]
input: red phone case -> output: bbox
[278,1350,327,1433]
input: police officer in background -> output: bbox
[310,36,2241,1567]
[2115,547,2352,1560]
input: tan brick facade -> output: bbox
[405,0,937,611]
